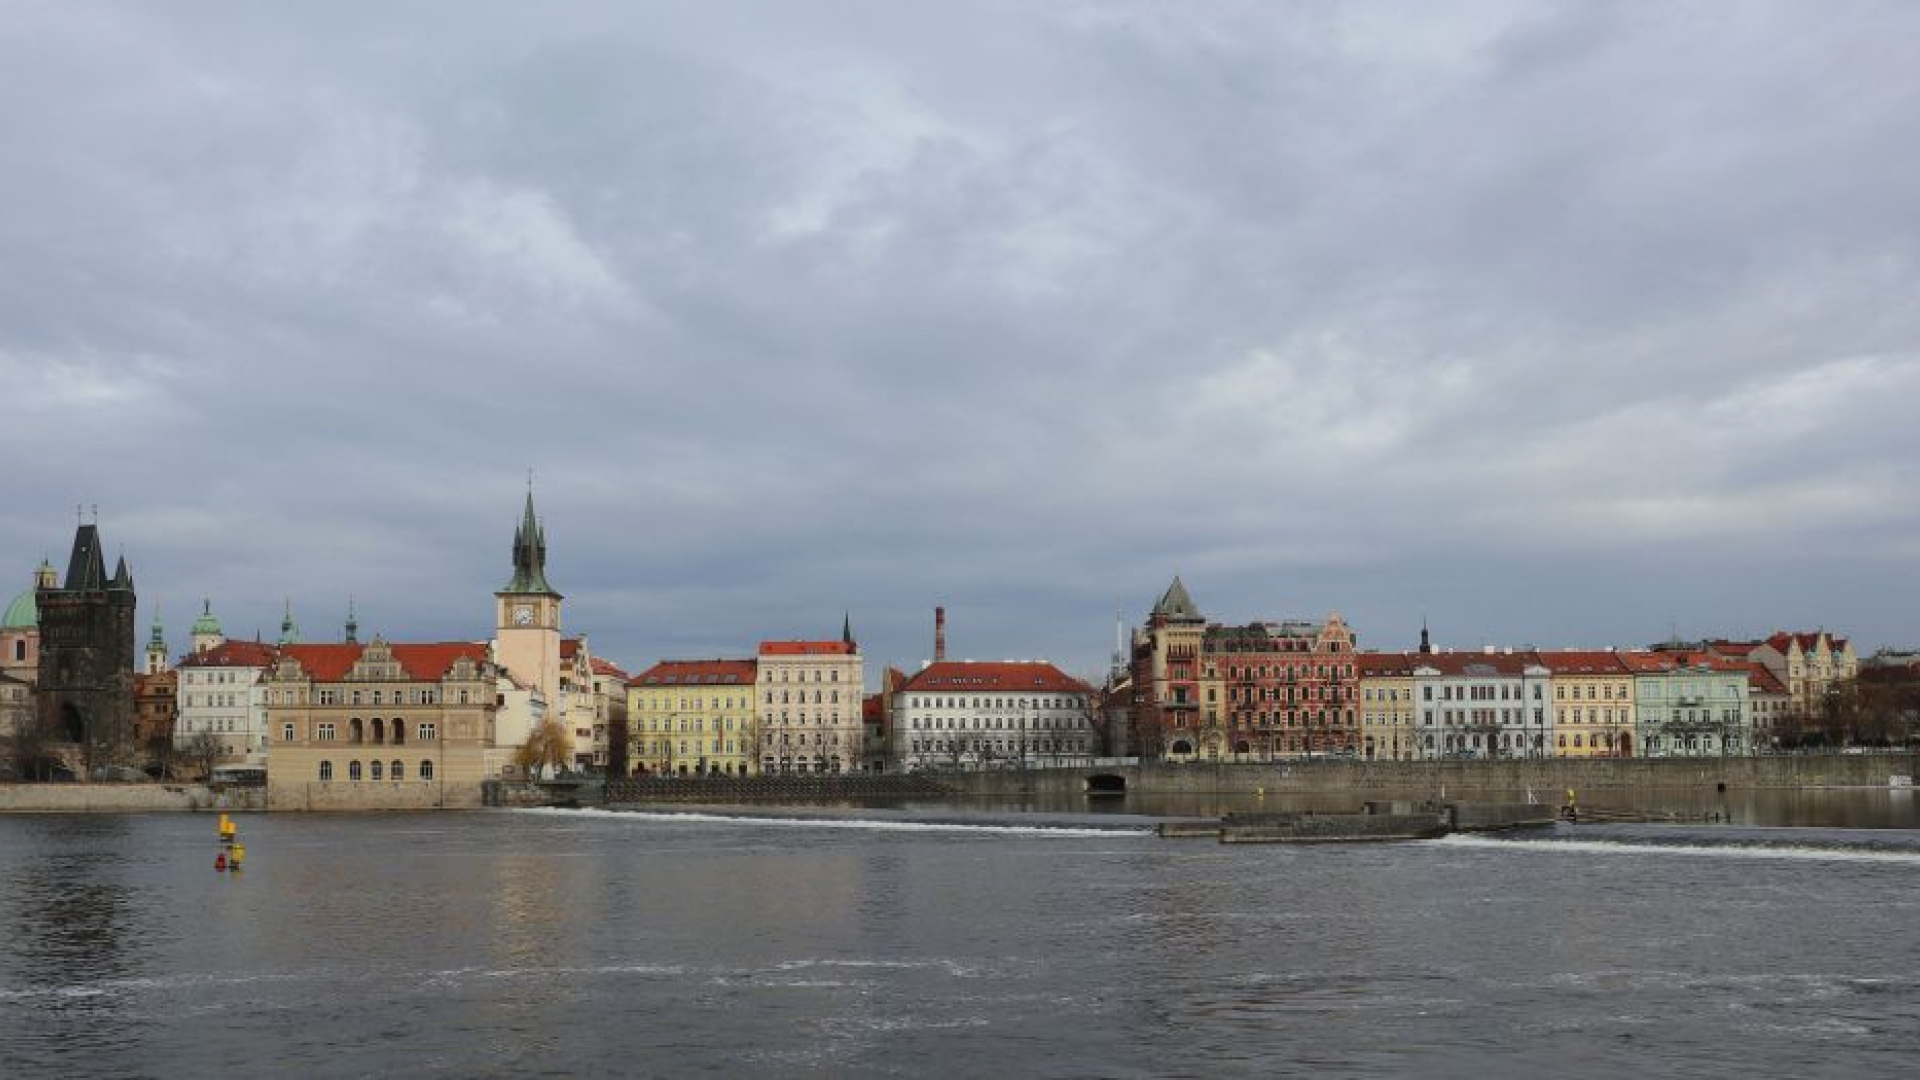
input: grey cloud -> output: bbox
[3,1,1917,679]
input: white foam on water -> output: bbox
[513,806,1152,838]
[1427,833,1920,865]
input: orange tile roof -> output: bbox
[900,661,1092,694]
[590,658,630,682]
[562,638,584,660]
[759,641,856,656]
[634,659,757,686]
[275,642,489,682]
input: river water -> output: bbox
[2,797,1917,1078]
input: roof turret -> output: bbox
[1151,576,1204,623]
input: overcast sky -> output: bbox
[3,1,1917,683]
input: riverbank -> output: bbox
[0,783,266,813]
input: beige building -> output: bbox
[588,657,630,772]
[1358,652,1416,761]
[1539,651,1636,757]
[757,628,865,774]
[629,658,758,776]
[264,639,498,810]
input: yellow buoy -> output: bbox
[231,843,246,866]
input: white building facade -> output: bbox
[894,661,1100,771]
[1413,651,1553,761]
[174,639,277,765]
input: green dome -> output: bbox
[192,599,223,637]
[2,588,36,631]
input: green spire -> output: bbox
[149,608,166,648]
[278,597,302,646]
[501,488,561,597]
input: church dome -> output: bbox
[2,588,36,631]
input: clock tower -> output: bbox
[494,489,563,706]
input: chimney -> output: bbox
[935,606,947,662]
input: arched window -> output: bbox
[420,759,434,781]
[370,760,383,780]
[392,720,406,745]
[319,760,333,781]
[349,760,362,781]
[12,640,22,662]
[391,760,404,780]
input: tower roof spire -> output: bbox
[501,484,561,597]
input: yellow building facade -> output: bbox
[1358,652,1416,761]
[627,659,759,776]
[1541,651,1635,757]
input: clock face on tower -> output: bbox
[512,605,535,626]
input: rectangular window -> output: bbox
[317,722,336,741]
[420,722,437,741]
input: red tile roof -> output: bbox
[1741,663,1789,694]
[1767,631,1849,653]
[1535,650,1632,676]
[1617,650,1750,675]
[1358,652,1416,676]
[1410,651,1544,677]
[275,642,489,682]
[759,641,856,656]
[562,638,583,660]
[1704,640,1762,659]
[177,640,279,669]
[900,661,1092,694]
[634,659,757,686]
[589,658,630,682]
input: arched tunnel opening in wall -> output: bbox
[1086,773,1127,796]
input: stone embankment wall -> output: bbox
[268,780,482,811]
[945,753,1920,797]
[0,783,268,813]
[605,774,958,804]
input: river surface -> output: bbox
[2,798,1918,1078]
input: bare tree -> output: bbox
[182,731,224,781]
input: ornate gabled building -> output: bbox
[263,639,498,809]
[35,522,140,767]
[1702,632,1857,716]
[1130,577,1360,761]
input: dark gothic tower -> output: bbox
[36,521,139,767]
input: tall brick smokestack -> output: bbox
[935,606,947,662]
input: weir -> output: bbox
[940,753,1920,799]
